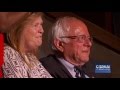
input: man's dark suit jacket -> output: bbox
[40,55,73,78]
[40,54,94,78]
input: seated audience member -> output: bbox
[40,16,93,78]
[2,12,52,78]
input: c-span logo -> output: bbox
[95,64,111,73]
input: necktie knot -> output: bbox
[74,66,85,78]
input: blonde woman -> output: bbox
[2,12,52,78]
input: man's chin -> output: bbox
[81,57,89,63]
[77,60,88,66]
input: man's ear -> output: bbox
[54,39,64,52]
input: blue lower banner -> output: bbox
[95,64,111,73]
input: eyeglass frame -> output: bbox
[59,35,93,43]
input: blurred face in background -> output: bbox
[0,12,28,33]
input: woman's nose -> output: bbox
[38,26,44,33]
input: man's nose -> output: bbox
[84,38,92,47]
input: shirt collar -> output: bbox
[57,57,74,71]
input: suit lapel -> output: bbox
[53,55,73,78]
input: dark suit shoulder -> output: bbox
[40,54,72,78]
[40,54,57,64]
[40,54,60,73]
